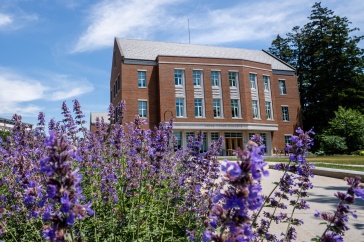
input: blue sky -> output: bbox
[1,0,363,127]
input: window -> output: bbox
[117,75,120,91]
[138,101,147,118]
[260,133,267,153]
[186,132,195,145]
[282,106,289,121]
[265,101,272,120]
[211,71,220,87]
[211,132,220,141]
[284,135,292,145]
[138,71,146,87]
[279,80,287,94]
[201,132,208,152]
[263,75,270,91]
[250,73,257,89]
[231,99,240,118]
[193,70,202,86]
[194,98,203,117]
[176,98,185,117]
[213,99,222,117]
[229,72,238,87]
[174,69,184,86]
[252,100,260,119]
[173,132,182,150]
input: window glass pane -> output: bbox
[173,132,182,149]
[176,98,185,117]
[211,71,220,86]
[263,76,270,91]
[250,73,257,89]
[194,98,203,117]
[229,72,237,87]
[193,70,201,86]
[282,106,289,121]
[211,132,220,141]
[175,70,183,86]
[265,101,272,119]
[279,80,287,94]
[252,100,259,118]
[138,101,147,118]
[138,71,146,87]
[231,99,239,118]
[213,99,221,117]
[285,135,292,145]
[186,132,195,145]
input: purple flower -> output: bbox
[221,160,242,178]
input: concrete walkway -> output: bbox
[260,168,364,242]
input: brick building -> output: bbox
[110,38,301,155]
[89,112,109,133]
[0,117,33,131]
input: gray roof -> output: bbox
[116,38,294,71]
[90,112,110,124]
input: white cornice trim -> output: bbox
[158,61,272,72]
[173,122,278,131]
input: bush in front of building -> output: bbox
[0,100,363,242]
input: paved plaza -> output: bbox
[260,169,364,241]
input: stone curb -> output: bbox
[268,164,364,180]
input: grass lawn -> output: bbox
[222,155,364,172]
[265,155,364,165]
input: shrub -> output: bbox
[319,135,347,155]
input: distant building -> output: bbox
[109,38,301,155]
[0,117,33,131]
[89,112,110,133]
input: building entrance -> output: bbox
[224,132,243,156]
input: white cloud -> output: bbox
[72,0,183,53]
[0,13,12,27]
[72,0,364,52]
[0,67,94,117]
[0,11,38,31]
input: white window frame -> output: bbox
[174,69,184,86]
[176,98,185,117]
[174,131,182,149]
[249,73,257,89]
[213,99,222,118]
[279,80,287,95]
[263,75,270,91]
[284,135,292,145]
[193,70,202,86]
[282,106,289,121]
[265,101,273,120]
[252,100,260,119]
[211,71,220,87]
[229,71,238,88]
[138,70,146,88]
[231,99,240,118]
[194,98,204,117]
[138,100,147,118]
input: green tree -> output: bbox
[0,130,10,142]
[319,135,347,155]
[267,2,364,134]
[326,106,364,153]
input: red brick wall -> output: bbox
[110,51,301,151]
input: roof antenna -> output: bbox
[188,19,191,44]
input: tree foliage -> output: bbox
[325,106,364,153]
[319,135,347,155]
[267,2,364,134]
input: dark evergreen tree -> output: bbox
[267,2,364,135]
